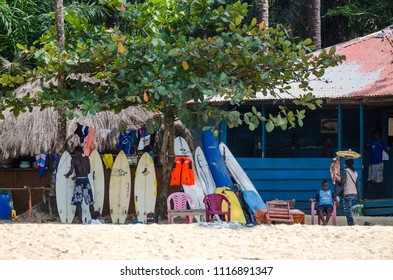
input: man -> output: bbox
[364,131,390,199]
[64,146,94,223]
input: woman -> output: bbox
[336,159,362,226]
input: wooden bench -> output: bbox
[167,209,206,223]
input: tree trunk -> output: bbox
[54,0,65,51]
[255,0,269,27]
[156,112,175,220]
[54,0,66,153]
[307,0,321,50]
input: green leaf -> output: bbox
[266,120,274,132]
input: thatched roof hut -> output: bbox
[0,77,193,160]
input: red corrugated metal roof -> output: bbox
[209,26,393,102]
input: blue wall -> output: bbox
[236,157,363,213]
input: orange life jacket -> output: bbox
[170,156,195,186]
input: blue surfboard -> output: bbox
[241,190,267,214]
[202,130,233,187]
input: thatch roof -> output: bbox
[0,105,153,159]
[0,76,192,160]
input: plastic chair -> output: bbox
[203,193,231,222]
[265,200,294,225]
[167,192,194,224]
[311,200,337,226]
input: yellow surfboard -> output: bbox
[215,187,246,223]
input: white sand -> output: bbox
[1,215,392,260]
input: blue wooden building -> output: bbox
[197,26,393,215]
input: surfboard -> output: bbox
[89,149,105,214]
[109,150,131,224]
[194,146,216,195]
[202,130,233,187]
[241,190,267,214]
[174,137,205,221]
[219,142,264,199]
[81,174,93,224]
[215,187,246,223]
[134,152,157,223]
[55,151,76,224]
[174,136,192,157]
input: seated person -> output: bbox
[310,180,338,225]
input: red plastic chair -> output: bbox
[167,192,194,224]
[203,193,231,222]
[311,200,337,226]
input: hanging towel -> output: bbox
[83,127,96,156]
[74,123,89,143]
[137,126,151,151]
[118,129,137,154]
[102,154,114,169]
[35,153,47,177]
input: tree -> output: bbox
[254,0,269,27]
[307,0,321,50]
[5,0,342,218]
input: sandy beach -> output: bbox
[1,215,392,260]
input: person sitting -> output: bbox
[310,180,338,225]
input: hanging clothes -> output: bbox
[118,129,137,154]
[102,154,114,169]
[170,156,195,186]
[74,123,89,143]
[137,126,151,151]
[35,153,47,177]
[83,127,96,157]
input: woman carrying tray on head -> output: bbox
[335,159,362,226]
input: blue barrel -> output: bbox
[0,193,12,219]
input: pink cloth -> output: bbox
[83,127,96,156]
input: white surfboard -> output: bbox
[174,136,192,157]
[109,151,131,224]
[219,143,262,198]
[55,151,76,223]
[81,183,93,224]
[174,137,205,222]
[134,152,157,223]
[89,149,105,214]
[194,146,216,195]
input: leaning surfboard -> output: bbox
[174,137,205,221]
[216,187,246,223]
[219,143,264,200]
[56,151,76,224]
[174,136,192,157]
[134,152,157,223]
[194,146,216,195]
[109,150,131,224]
[202,130,233,187]
[89,149,105,214]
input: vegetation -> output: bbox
[0,0,347,217]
